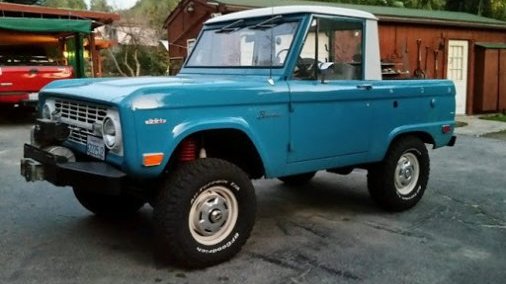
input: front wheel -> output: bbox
[367,136,430,211]
[154,158,256,268]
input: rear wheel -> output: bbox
[278,172,316,186]
[154,158,256,268]
[367,136,430,211]
[73,188,145,217]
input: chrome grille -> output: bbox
[53,98,108,145]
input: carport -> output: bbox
[0,2,120,78]
[0,17,92,78]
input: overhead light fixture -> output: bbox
[186,1,195,13]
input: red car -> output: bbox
[0,46,74,106]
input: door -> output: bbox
[287,17,371,163]
[447,40,469,114]
[288,81,372,162]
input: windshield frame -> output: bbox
[182,14,304,71]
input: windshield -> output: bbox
[186,19,299,68]
[0,45,58,66]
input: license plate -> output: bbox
[28,93,39,101]
[86,135,105,160]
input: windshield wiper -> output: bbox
[216,19,245,33]
[249,15,283,30]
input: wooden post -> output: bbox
[89,33,100,77]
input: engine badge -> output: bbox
[145,118,167,125]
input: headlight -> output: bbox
[102,116,117,149]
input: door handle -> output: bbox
[357,84,373,90]
[29,69,39,75]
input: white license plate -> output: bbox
[86,136,105,160]
[28,93,39,101]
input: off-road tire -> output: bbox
[278,172,316,186]
[73,188,145,217]
[154,158,256,268]
[367,136,430,211]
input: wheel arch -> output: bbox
[390,131,435,148]
[382,130,435,161]
[166,121,267,179]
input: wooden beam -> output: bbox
[0,2,120,25]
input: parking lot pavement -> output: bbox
[1,119,506,284]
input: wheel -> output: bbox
[154,158,256,268]
[367,136,430,211]
[278,172,316,186]
[73,187,145,217]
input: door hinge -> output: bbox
[288,101,294,113]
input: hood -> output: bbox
[40,74,275,106]
[40,76,193,104]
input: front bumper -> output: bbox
[21,144,125,195]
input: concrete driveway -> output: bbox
[1,114,505,284]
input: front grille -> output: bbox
[53,98,108,145]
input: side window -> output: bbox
[293,17,363,80]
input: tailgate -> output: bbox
[0,66,74,93]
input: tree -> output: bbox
[446,0,506,20]
[402,0,446,9]
[120,0,179,30]
[101,0,177,77]
[89,0,112,12]
[40,0,86,9]
[311,0,506,20]
[489,0,506,20]
[0,0,42,4]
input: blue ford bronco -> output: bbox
[20,6,456,267]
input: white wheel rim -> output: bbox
[394,152,420,195]
[188,185,238,246]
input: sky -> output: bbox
[84,0,138,10]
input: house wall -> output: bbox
[500,50,506,112]
[474,47,506,113]
[166,0,220,73]
[379,23,506,114]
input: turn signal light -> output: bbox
[143,153,164,167]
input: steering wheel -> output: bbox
[294,57,317,79]
[275,48,290,64]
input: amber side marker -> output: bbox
[143,153,164,167]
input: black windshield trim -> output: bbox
[216,19,245,33]
[249,15,283,30]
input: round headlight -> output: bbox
[102,117,117,149]
[42,103,52,119]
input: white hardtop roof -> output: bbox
[206,5,377,24]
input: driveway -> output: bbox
[1,116,505,284]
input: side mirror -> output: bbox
[319,62,334,84]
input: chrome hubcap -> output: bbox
[395,152,420,195]
[189,185,238,246]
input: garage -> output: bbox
[0,2,118,106]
